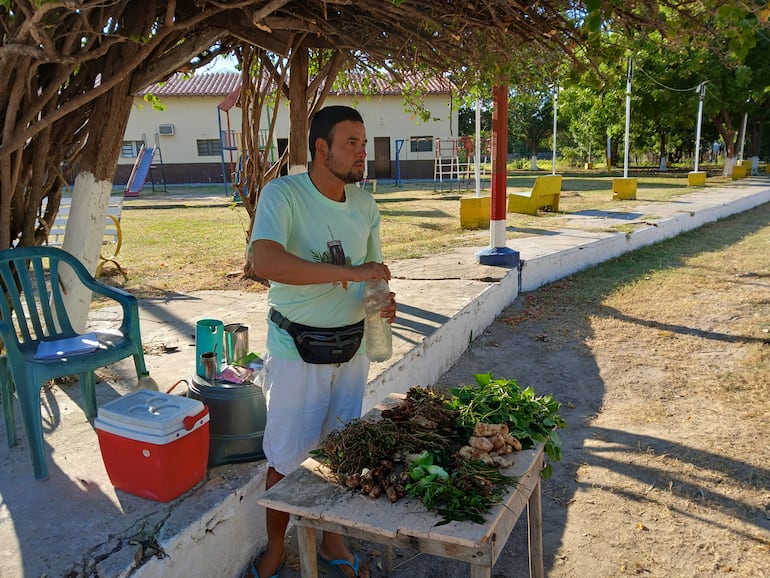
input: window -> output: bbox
[410,136,433,153]
[197,139,222,156]
[121,141,145,158]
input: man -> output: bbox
[249,106,395,578]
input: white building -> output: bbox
[117,72,459,186]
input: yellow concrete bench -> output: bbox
[688,171,707,186]
[507,174,562,215]
[612,177,637,200]
[459,196,490,229]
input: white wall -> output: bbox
[120,96,227,165]
[120,92,458,167]
[326,94,458,160]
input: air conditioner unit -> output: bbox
[158,124,175,136]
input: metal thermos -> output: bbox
[224,323,249,365]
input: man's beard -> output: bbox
[326,151,364,184]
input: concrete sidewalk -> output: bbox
[1,177,769,578]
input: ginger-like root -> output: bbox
[473,422,509,437]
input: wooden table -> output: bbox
[258,396,545,578]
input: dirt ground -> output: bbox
[258,204,770,578]
[433,204,770,577]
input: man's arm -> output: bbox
[251,239,390,286]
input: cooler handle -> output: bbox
[183,408,208,430]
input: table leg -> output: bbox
[527,477,544,578]
[297,524,318,577]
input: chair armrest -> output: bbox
[60,257,140,336]
[83,278,140,335]
[71,268,135,303]
[86,278,135,302]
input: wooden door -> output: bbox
[374,137,391,178]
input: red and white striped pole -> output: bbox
[476,84,519,267]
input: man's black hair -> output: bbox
[308,106,364,161]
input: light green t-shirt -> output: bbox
[250,172,383,359]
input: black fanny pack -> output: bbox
[269,308,364,364]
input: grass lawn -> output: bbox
[107,166,737,298]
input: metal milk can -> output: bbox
[224,323,249,365]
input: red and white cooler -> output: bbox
[95,390,210,502]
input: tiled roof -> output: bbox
[139,73,242,96]
[330,74,453,96]
[139,72,452,97]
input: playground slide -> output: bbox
[125,147,154,196]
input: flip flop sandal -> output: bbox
[250,558,285,578]
[317,552,363,577]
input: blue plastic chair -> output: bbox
[0,246,149,480]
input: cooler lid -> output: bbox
[96,389,205,436]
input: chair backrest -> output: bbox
[532,175,563,197]
[0,246,91,346]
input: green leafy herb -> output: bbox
[406,456,515,525]
[447,373,567,479]
[311,379,565,522]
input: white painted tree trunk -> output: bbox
[288,163,307,175]
[723,156,737,177]
[61,171,112,332]
[529,155,538,171]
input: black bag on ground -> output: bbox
[269,308,364,364]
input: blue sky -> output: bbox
[203,54,238,73]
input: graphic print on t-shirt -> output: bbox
[310,226,351,267]
[327,239,345,266]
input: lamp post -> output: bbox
[622,57,632,179]
[688,81,708,186]
[612,57,638,199]
[739,95,750,163]
[552,83,558,176]
[693,82,706,173]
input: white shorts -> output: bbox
[261,354,370,476]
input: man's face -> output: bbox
[324,120,367,184]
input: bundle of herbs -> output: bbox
[448,373,567,479]
[310,376,566,524]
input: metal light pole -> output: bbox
[739,96,750,162]
[622,57,633,179]
[694,82,707,173]
[552,83,558,175]
[739,111,748,162]
[612,57,638,198]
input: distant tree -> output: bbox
[555,7,770,170]
[508,88,554,170]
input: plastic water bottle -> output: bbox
[363,279,392,362]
